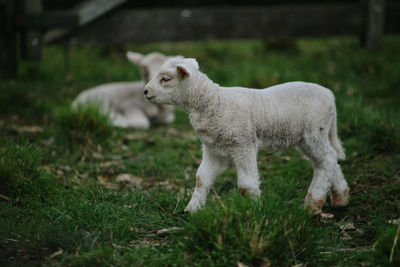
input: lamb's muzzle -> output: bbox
[149,56,349,214]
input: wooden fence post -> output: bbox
[362,0,385,50]
[0,0,17,78]
[20,0,43,60]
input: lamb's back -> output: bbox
[260,81,333,105]
[220,81,333,117]
[72,81,145,110]
[215,82,335,144]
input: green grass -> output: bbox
[375,224,400,266]
[0,141,42,195]
[54,103,113,147]
[181,193,320,266]
[1,36,400,266]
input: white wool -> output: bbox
[145,57,349,213]
[72,52,175,129]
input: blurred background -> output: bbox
[1,0,399,76]
[0,0,399,266]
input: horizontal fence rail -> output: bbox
[1,0,399,78]
[71,4,364,43]
[64,2,399,44]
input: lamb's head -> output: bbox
[144,57,199,106]
[126,51,168,83]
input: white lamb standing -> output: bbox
[144,56,350,214]
[72,51,175,129]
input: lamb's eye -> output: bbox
[160,76,171,83]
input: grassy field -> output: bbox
[0,37,399,266]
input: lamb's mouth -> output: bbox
[145,96,156,101]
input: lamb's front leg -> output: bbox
[110,109,150,129]
[185,146,228,212]
[232,147,261,197]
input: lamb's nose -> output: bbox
[144,89,148,95]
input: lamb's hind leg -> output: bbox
[330,161,350,207]
[232,146,261,197]
[185,146,229,212]
[299,141,336,214]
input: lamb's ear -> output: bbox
[176,65,191,79]
[126,51,143,65]
[176,58,199,79]
[141,67,150,81]
[185,58,199,70]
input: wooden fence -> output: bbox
[1,0,399,78]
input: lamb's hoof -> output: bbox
[184,202,202,213]
[305,193,325,215]
[238,188,261,198]
[175,210,186,216]
[330,187,350,207]
[239,188,247,196]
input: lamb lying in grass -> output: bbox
[144,56,350,214]
[72,51,174,129]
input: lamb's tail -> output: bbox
[329,114,346,161]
